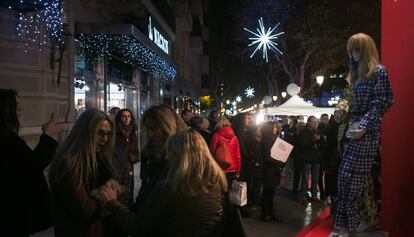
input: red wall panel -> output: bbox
[382,0,414,236]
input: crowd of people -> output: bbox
[0,33,392,237]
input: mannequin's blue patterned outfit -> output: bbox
[332,65,393,231]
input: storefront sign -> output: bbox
[148,16,169,54]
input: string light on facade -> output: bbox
[244,17,284,62]
[245,86,255,98]
[77,34,177,81]
[10,0,64,50]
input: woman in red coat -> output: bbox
[210,117,241,184]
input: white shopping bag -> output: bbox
[229,180,248,206]
[271,137,294,163]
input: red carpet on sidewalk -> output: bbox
[295,208,333,237]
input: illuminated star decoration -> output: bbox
[235,95,242,103]
[245,87,255,98]
[244,17,284,62]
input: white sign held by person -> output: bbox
[270,138,294,163]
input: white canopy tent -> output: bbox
[262,95,335,117]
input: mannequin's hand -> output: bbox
[353,128,367,140]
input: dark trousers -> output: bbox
[318,168,326,198]
[293,157,303,193]
[248,177,263,205]
[226,172,237,189]
[325,171,338,198]
[261,187,276,218]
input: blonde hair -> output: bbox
[165,129,228,196]
[49,109,115,188]
[346,33,380,84]
[142,105,187,144]
[215,116,231,131]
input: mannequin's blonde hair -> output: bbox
[346,33,380,84]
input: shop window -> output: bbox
[74,79,96,119]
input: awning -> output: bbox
[75,23,177,81]
[262,95,335,117]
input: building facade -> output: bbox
[0,0,209,145]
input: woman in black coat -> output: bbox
[0,89,58,236]
[113,109,140,207]
[260,121,285,222]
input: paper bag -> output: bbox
[229,180,248,206]
[270,137,294,163]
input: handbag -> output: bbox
[213,139,232,170]
[345,120,361,140]
[229,180,248,206]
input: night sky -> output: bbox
[209,0,380,106]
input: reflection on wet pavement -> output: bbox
[243,188,328,237]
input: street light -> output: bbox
[272,96,278,101]
[316,75,324,86]
[281,92,287,98]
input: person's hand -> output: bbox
[353,128,367,140]
[235,173,240,179]
[101,184,117,202]
[315,134,321,140]
[42,113,56,137]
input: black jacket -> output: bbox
[109,183,224,237]
[1,129,58,236]
[234,127,254,180]
[261,136,285,188]
[135,143,167,211]
[298,126,320,164]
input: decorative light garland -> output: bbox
[76,34,177,81]
[6,0,64,51]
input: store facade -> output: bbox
[73,22,177,120]
[0,0,208,146]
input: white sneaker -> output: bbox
[328,228,349,237]
[328,228,340,237]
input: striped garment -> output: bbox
[332,65,393,231]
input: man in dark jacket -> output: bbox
[298,116,321,203]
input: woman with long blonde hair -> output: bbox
[101,129,227,236]
[329,33,393,237]
[165,129,227,196]
[49,109,115,237]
